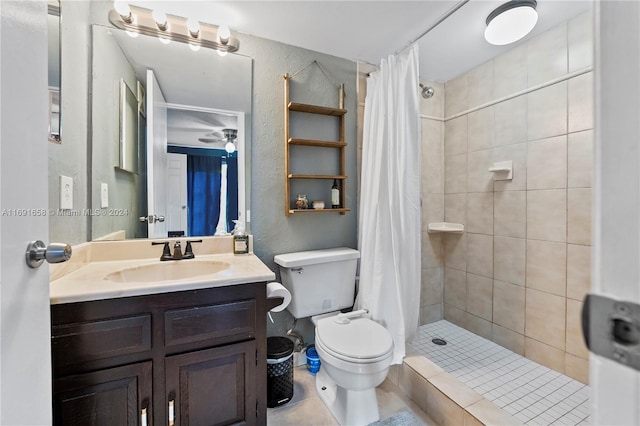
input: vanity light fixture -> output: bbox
[114,1,133,23]
[151,9,168,31]
[484,0,538,45]
[186,18,200,38]
[109,4,239,54]
[217,24,231,44]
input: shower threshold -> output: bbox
[406,320,591,425]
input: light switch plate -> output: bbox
[101,183,109,208]
[59,175,73,210]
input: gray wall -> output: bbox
[90,25,143,240]
[238,35,359,338]
[49,0,90,244]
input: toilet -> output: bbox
[274,248,394,425]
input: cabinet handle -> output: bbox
[141,407,148,426]
[168,399,175,426]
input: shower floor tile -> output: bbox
[408,320,591,426]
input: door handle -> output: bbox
[141,407,148,426]
[140,214,166,223]
[168,398,175,426]
[582,294,640,372]
[25,240,72,268]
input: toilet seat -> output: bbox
[315,316,393,363]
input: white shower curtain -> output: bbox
[355,45,421,365]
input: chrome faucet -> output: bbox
[152,240,203,261]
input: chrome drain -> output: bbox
[432,338,447,346]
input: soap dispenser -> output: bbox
[232,220,249,255]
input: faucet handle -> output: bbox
[151,241,172,261]
[183,239,203,259]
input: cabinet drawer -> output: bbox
[52,315,152,369]
[165,299,256,347]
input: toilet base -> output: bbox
[315,367,380,425]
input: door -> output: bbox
[146,69,168,238]
[0,1,53,424]
[591,1,640,424]
[53,361,153,426]
[165,340,257,426]
[166,153,187,236]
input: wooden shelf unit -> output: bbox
[284,73,349,216]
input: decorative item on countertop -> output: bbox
[232,220,249,254]
[312,200,325,210]
[331,179,340,208]
[295,194,309,209]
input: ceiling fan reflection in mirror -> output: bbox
[198,128,237,153]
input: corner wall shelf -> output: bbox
[284,71,349,216]
[427,222,465,234]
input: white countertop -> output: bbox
[50,253,276,304]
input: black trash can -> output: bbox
[266,336,294,408]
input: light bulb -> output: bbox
[159,36,171,45]
[217,24,230,44]
[189,43,201,52]
[114,1,131,18]
[225,142,235,153]
[126,30,139,38]
[186,18,200,37]
[152,9,168,30]
[217,49,228,57]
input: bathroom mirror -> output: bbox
[54,19,252,241]
[47,1,61,143]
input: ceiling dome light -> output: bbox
[484,0,538,46]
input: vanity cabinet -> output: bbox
[51,282,269,426]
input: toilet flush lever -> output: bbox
[25,240,72,268]
[291,267,304,274]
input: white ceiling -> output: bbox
[129,0,593,82]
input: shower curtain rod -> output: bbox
[394,0,470,56]
[365,0,470,77]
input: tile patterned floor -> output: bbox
[408,320,591,426]
[267,365,433,425]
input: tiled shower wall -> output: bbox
[438,10,593,384]
[420,80,446,324]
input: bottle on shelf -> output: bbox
[331,179,340,209]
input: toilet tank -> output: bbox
[274,248,359,319]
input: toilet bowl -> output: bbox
[313,313,393,425]
[273,248,394,425]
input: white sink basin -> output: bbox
[105,260,230,283]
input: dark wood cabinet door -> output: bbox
[165,340,257,426]
[53,361,152,426]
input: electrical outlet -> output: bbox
[101,183,109,208]
[59,175,73,210]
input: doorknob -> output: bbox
[582,294,640,372]
[139,214,165,223]
[25,240,72,268]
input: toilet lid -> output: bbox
[316,316,393,360]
